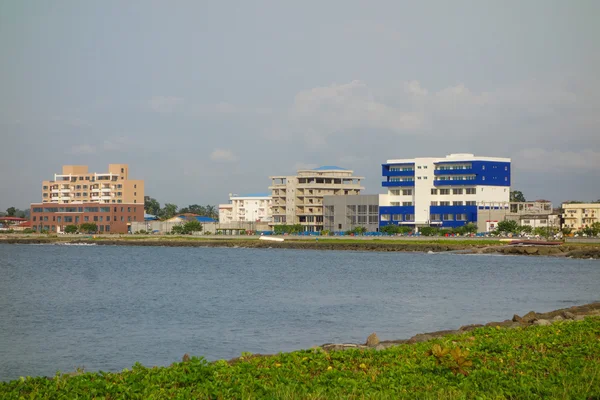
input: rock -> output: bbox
[522,311,537,323]
[533,319,551,326]
[512,314,523,323]
[459,324,484,332]
[552,315,564,322]
[375,344,386,351]
[182,353,190,362]
[574,315,586,321]
[365,332,380,347]
[562,311,575,320]
[408,333,433,343]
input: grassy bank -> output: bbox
[2,318,599,399]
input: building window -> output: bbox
[439,189,450,195]
[453,201,463,206]
[442,214,454,221]
[368,205,378,213]
[466,188,476,194]
[121,216,124,222]
[402,202,413,206]
[405,214,414,221]
[128,216,131,222]
[105,225,110,232]
[402,189,413,196]
[466,201,476,206]
[380,214,390,221]
[134,184,136,188]
[431,201,438,206]
[84,216,89,222]
[440,201,450,206]
[94,216,98,222]
[456,214,467,221]
[134,192,136,196]
[33,216,36,221]
[453,189,463,195]
[430,214,441,221]
[392,214,402,221]
[121,168,124,173]
[431,189,437,195]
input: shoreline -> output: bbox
[2,235,600,258]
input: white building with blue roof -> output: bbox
[219,192,272,224]
[269,166,364,232]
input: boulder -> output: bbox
[365,333,380,347]
[552,315,564,322]
[562,311,576,320]
[522,311,537,323]
[512,314,523,323]
[533,319,551,326]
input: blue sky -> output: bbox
[1,1,599,209]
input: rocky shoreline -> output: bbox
[319,302,600,353]
[2,236,600,258]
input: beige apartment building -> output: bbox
[269,166,364,232]
[561,203,600,231]
[41,164,144,205]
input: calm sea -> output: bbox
[0,243,598,381]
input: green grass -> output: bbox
[2,318,599,399]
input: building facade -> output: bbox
[379,154,511,229]
[561,203,600,231]
[41,164,144,205]
[323,195,379,233]
[269,166,364,232]
[218,193,272,223]
[30,203,144,233]
[475,201,557,232]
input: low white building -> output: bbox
[219,193,272,223]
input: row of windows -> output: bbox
[431,188,477,195]
[436,175,477,181]
[389,166,414,171]
[431,201,477,206]
[436,164,472,170]
[33,225,112,232]
[389,177,415,182]
[381,213,470,222]
[43,184,126,190]
[390,202,414,206]
[33,215,137,222]
[32,207,137,213]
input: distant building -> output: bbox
[561,203,600,231]
[41,164,144,205]
[30,203,144,233]
[323,195,379,233]
[379,154,511,230]
[476,201,558,232]
[218,193,272,223]
[269,166,365,232]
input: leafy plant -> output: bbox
[64,225,78,234]
[426,344,473,376]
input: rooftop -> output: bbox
[312,166,348,171]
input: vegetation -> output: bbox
[509,190,526,202]
[273,224,304,234]
[79,223,98,234]
[64,225,78,234]
[1,318,598,399]
[144,197,218,220]
[495,220,519,234]
[2,207,27,218]
[345,226,367,236]
[171,221,204,235]
[379,225,412,235]
[576,222,600,237]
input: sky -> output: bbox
[1,1,599,210]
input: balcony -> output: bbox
[382,181,415,187]
[434,168,474,175]
[382,169,415,177]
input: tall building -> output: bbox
[269,166,364,232]
[379,154,511,229]
[41,164,144,204]
[218,193,272,223]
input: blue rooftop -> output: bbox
[195,216,216,222]
[312,166,348,171]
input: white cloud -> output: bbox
[103,136,132,152]
[70,144,96,154]
[149,96,184,113]
[210,148,237,162]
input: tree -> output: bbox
[205,205,217,218]
[520,225,533,234]
[64,225,78,234]
[183,220,203,234]
[6,207,16,217]
[510,191,526,202]
[144,197,161,216]
[495,220,519,234]
[161,203,178,219]
[79,223,98,233]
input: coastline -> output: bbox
[2,235,600,258]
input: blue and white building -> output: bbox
[379,153,511,229]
